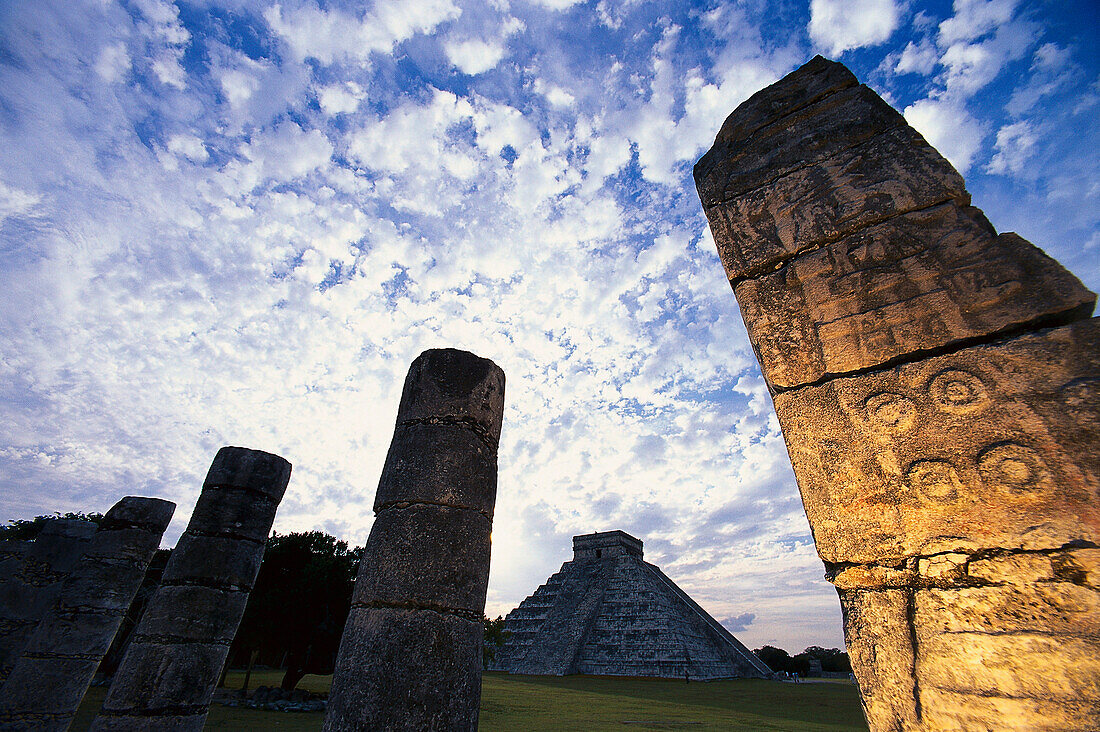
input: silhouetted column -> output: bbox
[0,519,96,683]
[91,447,291,732]
[694,56,1100,731]
[0,497,174,731]
[323,349,505,732]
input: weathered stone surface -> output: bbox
[0,497,173,732]
[93,448,289,732]
[373,423,498,516]
[838,589,919,730]
[0,519,96,684]
[735,204,1095,389]
[773,319,1100,564]
[91,641,226,732]
[916,583,1100,637]
[353,503,491,615]
[203,444,293,496]
[396,348,506,442]
[131,585,248,643]
[324,349,503,732]
[324,607,483,732]
[161,533,264,591]
[492,531,769,679]
[697,83,907,206]
[702,125,968,283]
[697,54,1100,731]
[920,686,1098,732]
[705,55,857,149]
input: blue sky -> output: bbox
[1,0,1096,652]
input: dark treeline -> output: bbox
[753,645,851,675]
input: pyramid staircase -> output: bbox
[490,531,771,679]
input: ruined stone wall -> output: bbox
[694,56,1099,731]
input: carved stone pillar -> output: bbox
[695,56,1099,731]
[0,519,97,684]
[323,348,504,732]
[91,447,291,731]
[0,497,174,731]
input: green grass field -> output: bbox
[72,670,867,731]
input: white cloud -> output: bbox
[445,38,507,75]
[219,68,260,106]
[318,82,365,115]
[986,120,1036,175]
[809,0,900,56]
[903,97,984,173]
[166,134,209,163]
[264,0,461,65]
[95,42,132,82]
[896,39,937,75]
[937,0,1020,46]
[0,181,41,224]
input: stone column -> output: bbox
[91,447,291,731]
[0,519,97,684]
[323,348,505,732]
[0,497,174,731]
[694,56,1099,731]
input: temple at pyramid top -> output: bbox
[490,530,770,679]
[572,530,643,560]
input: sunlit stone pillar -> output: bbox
[0,497,174,731]
[324,348,505,732]
[0,519,97,684]
[694,56,1099,731]
[91,447,291,732]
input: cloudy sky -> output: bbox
[1,0,1097,653]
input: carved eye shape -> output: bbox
[977,443,1052,492]
[929,369,989,414]
[906,460,961,502]
[864,393,918,432]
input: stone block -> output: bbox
[90,713,207,732]
[396,349,506,442]
[967,553,1055,584]
[179,485,280,544]
[162,533,264,590]
[373,423,498,516]
[922,686,1099,732]
[702,55,856,150]
[696,84,906,206]
[772,319,1100,564]
[19,605,125,658]
[132,584,248,644]
[354,503,491,615]
[323,607,482,732]
[0,655,94,716]
[1062,547,1100,588]
[916,583,1100,637]
[917,631,1100,701]
[702,125,967,283]
[202,445,292,498]
[734,204,1095,389]
[96,641,226,715]
[837,589,918,730]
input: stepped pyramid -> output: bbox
[490,531,771,679]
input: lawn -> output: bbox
[72,670,867,731]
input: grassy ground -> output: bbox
[72,670,867,731]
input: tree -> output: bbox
[0,511,103,541]
[753,645,793,674]
[230,531,361,690]
[483,615,511,666]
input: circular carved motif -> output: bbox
[865,393,918,432]
[906,460,962,502]
[929,369,989,414]
[977,443,1051,492]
